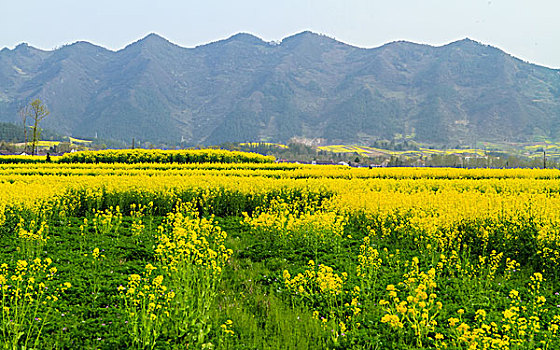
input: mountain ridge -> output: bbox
[0,32,559,146]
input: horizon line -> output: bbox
[1,31,557,70]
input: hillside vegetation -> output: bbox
[1,33,559,146]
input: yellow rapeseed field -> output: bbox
[2,155,560,349]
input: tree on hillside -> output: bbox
[23,99,50,156]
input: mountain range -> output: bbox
[1,32,559,146]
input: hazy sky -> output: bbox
[2,0,559,68]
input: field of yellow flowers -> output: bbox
[0,153,559,349]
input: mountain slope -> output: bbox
[1,33,559,145]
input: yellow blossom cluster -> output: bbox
[129,203,149,238]
[356,236,382,285]
[119,263,175,348]
[221,319,235,336]
[15,218,49,258]
[155,202,232,276]
[58,148,275,164]
[441,273,554,349]
[148,202,234,342]
[92,206,122,236]
[242,199,345,249]
[380,257,441,348]
[0,258,70,347]
[283,260,346,297]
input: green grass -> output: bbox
[1,195,559,349]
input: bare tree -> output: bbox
[18,105,28,153]
[26,99,50,156]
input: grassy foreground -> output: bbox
[0,161,559,349]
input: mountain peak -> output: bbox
[282,31,320,43]
[137,33,173,47]
[14,42,30,50]
[64,41,110,53]
[290,30,319,38]
[281,31,343,48]
[122,33,178,53]
[226,32,265,44]
[460,37,480,44]
[200,33,266,48]
[142,33,167,41]
[6,42,47,56]
[441,37,507,58]
[445,37,486,48]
